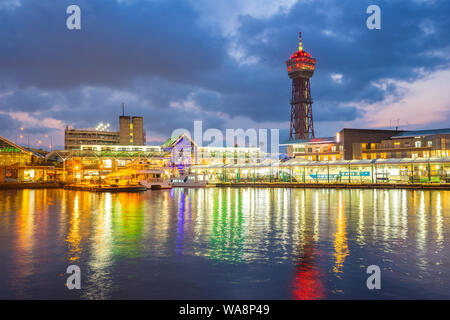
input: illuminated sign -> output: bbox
[310,171,370,179]
[0,147,21,153]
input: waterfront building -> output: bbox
[161,133,265,167]
[283,128,402,161]
[192,157,450,184]
[353,128,450,160]
[0,136,55,182]
[284,128,450,162]
[43,134,267,182]
[46,144,169,182]
[2,127,450,185]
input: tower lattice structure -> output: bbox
[286,32,316,140]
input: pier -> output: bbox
[214,182,450,190]
[63,184,147,192]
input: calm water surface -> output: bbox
[0,188,449,299]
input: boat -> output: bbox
[171,174,207,188]
[96,184,147,192]
[136,167,172,189]
[139,178,172,190]
[105,162,172,190]
[64,183,147,192]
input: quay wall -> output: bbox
[0,182,63,190]
[213,182,450,190]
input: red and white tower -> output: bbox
[287,32,316,140]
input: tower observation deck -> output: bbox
[287,32,316,140]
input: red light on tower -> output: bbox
[287,32,316,140]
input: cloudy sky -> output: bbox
[0,0,449,148]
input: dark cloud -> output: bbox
[0,0,226,89]
[0,113,21,133]
[0,0,449,143]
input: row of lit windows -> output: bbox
[361,150,449,159]
[294,145,338,153]
[303,154,341,161]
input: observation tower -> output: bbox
[286,32,316,140]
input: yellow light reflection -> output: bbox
[356,190,365,245]
[435,192,443,250]
[82,192,113,300]
[333,191,349,274]
[66,193,82,262]
[13,189,36,284]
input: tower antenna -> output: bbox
[298,32,303,52]
[122,103,125,116]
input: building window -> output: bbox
[331,146,337,152]
[427,141,432,147]
[102,159,112,168]
[415,141,422,148]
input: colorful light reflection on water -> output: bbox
[0,188,449,299]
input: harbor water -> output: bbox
[0,188,449,299]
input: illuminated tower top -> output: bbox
[286,32,316,79]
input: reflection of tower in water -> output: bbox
[292,190,325,300]
[292,244,325,300]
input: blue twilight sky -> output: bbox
[0,0,449,148]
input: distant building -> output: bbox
[65,127,120,150]
[132,116,145,145]
[119,116,131,145]
[66,114,146,150]
[119,116,146,146]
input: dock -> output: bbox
[64,184,147,192]
[0,182,63,190]
[214,182,450,190]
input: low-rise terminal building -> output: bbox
[191,157,450,184]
